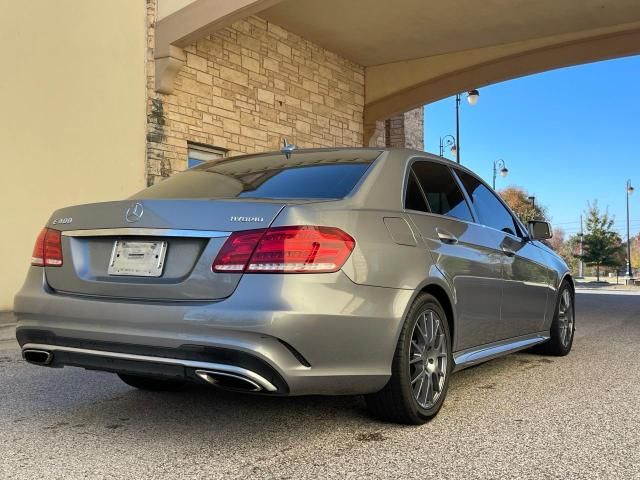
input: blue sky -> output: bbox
[424,56,640,239]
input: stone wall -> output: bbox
[146,1,365,185]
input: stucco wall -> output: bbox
[146,4,365,184]
[0,1,147,310]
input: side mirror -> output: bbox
[528,220,552,240]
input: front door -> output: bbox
[454,168,550,340]
[500,237,552,337]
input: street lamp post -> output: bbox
[626,179,634,277]
[439,135,457,158]
[492,159,508,190]
[578,215,584,278]
[454,90,480,164]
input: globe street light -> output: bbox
[492,159,508,190]
[455,89,480,164]
[467,89,480,105]
[439,135,457,158]
[626,179,634,277]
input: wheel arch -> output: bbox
[543,271,575,332]
[561,272,575,291]
[396,274,456,351]
[419,283,455,347]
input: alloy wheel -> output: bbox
[409,309,448,409]
[558,288,574,347]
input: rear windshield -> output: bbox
[134,150,380,200]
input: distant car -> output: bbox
[15,148,574,424]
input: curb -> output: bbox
[575,288,640,295]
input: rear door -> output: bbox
[404,160,504,351]
[454,169,551,339]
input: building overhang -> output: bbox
[156,0,640,141]
[154,0,284,93]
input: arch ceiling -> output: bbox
[156,0,640,143]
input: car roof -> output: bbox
[201,146,477,175]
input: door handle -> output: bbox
[501,245,516,257]
[436,229,458,244]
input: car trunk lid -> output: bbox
[44,199,285,301]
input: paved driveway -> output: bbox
[1,292,638,479]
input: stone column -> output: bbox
[370,107,424,150]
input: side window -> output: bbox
[411,161,474,222]
[456,169,519,236]
[404,171,429,212]
[187,143,228,169]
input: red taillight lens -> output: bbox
[31,228,63,267]
[212,229,266,272]
[212,226,355,274]
[31,229,47,266]
[248,226,355,273]
[44,229,63,266]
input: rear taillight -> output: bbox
[212,229,265,272]
[213,226,355,274]
[31,228,63,267]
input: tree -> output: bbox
[546,227,580,274]
[560,234,581,274]
[547,227,565,252]
[579,201,624,281]
[499,186,548,224]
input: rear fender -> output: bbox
[393,267,457,353]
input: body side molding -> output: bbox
[452,332,549,372]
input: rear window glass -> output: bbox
[134,151,380,200]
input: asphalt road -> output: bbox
[1,292,639,479]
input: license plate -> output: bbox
[108,240,168,277]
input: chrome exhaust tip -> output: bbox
[195,369,263,392]
[22,349,53,366]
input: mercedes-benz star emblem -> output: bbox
[125,202,144,223]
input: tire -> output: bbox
[365,293,452,424]
[118,373,186,392]
[534,281,575,356]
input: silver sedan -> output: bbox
[15,148,574,424]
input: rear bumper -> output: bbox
[14,267,413,395]
[20,341,285,393]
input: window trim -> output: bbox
[187,142,229,169]
[451,167,528,240]
[449,165,479,223]
[402,157,476,224]
[400,156,530,237]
